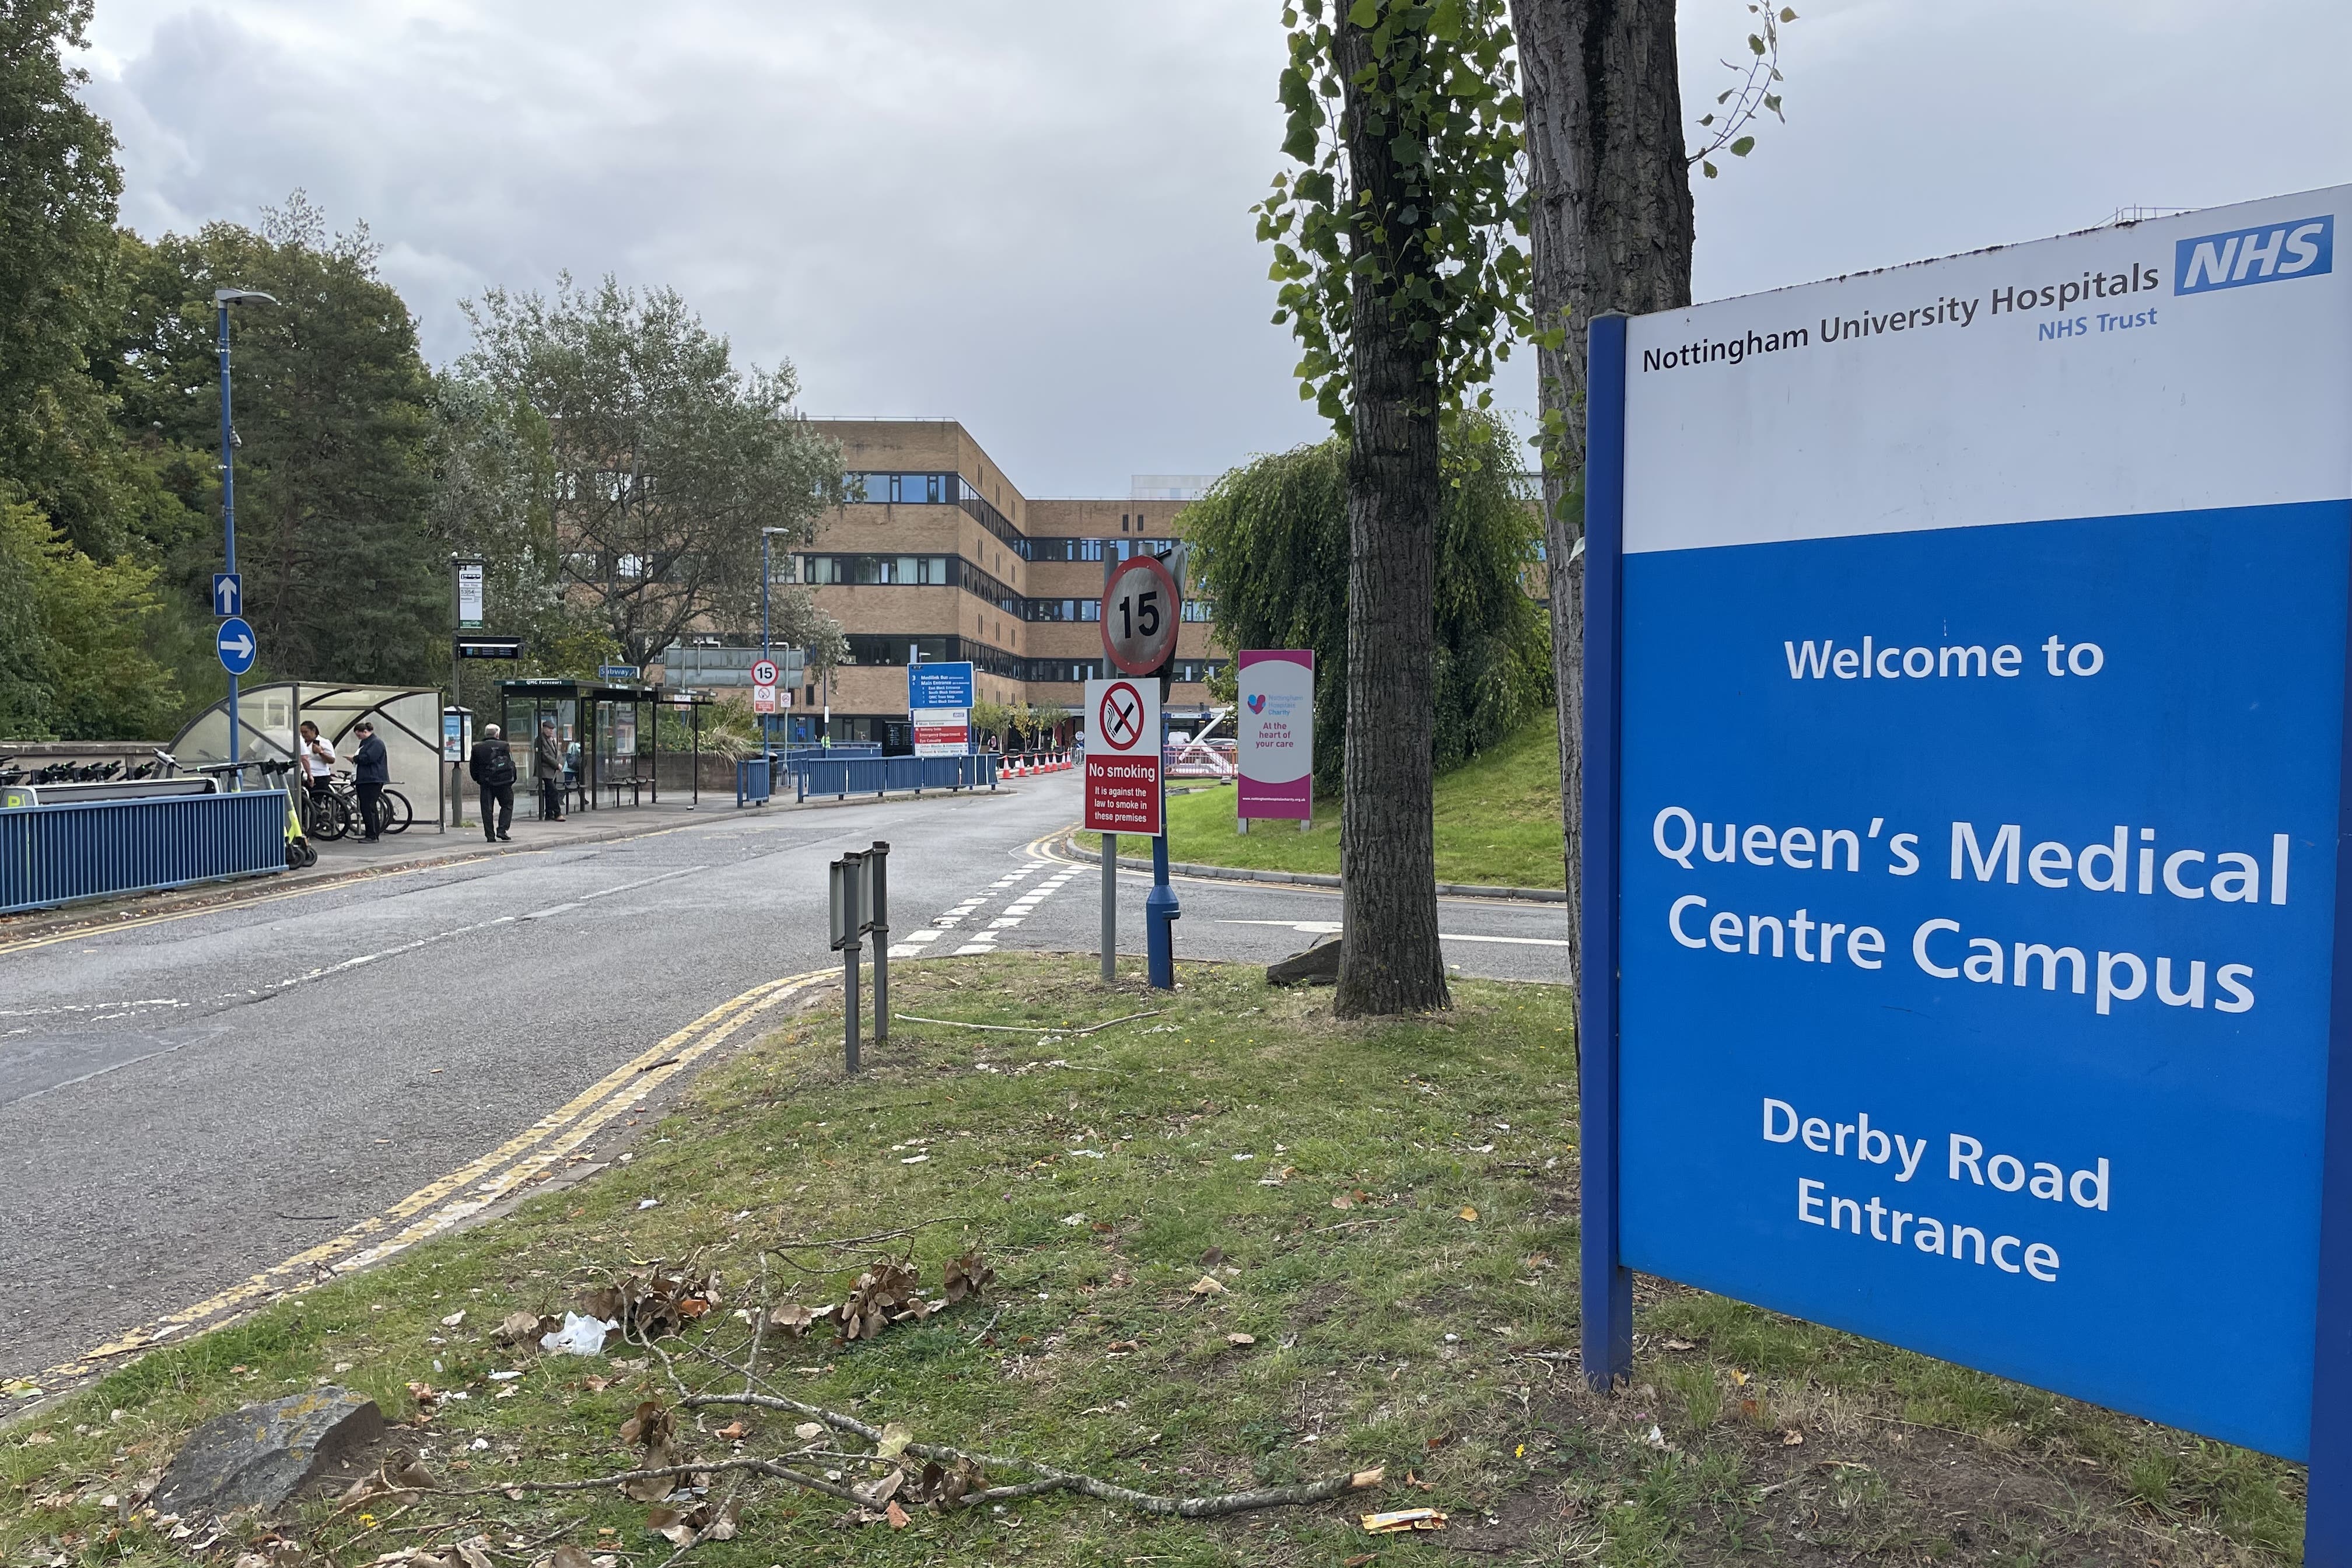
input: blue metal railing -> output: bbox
[795,753,998,802]
[1,789,289,915]
[735,757,772,807]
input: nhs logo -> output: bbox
[2175,214,2332,295]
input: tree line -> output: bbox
[0,0,845,743]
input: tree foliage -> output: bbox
[118,197,446,687]
[456,277,845,669]
[1257,0,1530,436]
[1186,411,1549,798]
[0,496,182,738]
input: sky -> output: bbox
[74,0,2352,499]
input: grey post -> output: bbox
[869,840,890,1045]
[831,853,864,1074]
[1100,831,1118,981]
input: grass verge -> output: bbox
[2,953,2301,1566]
[1077,713,1566,889]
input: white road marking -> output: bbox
[522,865,704,920]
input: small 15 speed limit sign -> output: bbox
[750,658,779,686]
[1100,554,1182,676]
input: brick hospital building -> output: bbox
[655,419,1226,750]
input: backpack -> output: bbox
[483,739,516,787]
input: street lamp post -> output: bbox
[761,527,792,753]
[214,288,278,782]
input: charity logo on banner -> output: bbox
[1237,650,1314,820]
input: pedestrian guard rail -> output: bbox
[796,752,998,802]
[736,757,772,807]
[0,788,288,915]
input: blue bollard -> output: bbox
[1146,832,1180,989]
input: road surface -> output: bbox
[0,772,1566,1387]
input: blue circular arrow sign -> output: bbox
[216,615,257,675]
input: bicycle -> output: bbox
[320,771,414,838]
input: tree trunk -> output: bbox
[1334,17,1450,1019]
[1509,0,1695,980]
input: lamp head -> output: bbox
[213,288,280,307]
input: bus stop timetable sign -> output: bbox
[1580,185,2352,1553]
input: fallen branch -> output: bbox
[773,1217,974,1252]
[679,1391,1380,1519]
[893,1014,1065,1034]
[1070,1010,1164,1035]
[448,1457,863,1507]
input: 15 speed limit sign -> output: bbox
[1100,554,1182,676]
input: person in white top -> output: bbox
[297,720,338,814]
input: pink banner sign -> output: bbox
[1237,649,1314,819]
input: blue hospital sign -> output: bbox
[1583,185,2352,1505]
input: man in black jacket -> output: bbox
[351,720,390,841]
[468,724,516,842]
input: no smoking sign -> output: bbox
[1083,676,1161,836]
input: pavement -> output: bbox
[0,771,1567,1394]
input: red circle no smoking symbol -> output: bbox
[1097,681,1145,750]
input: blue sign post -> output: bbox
[1582,186,2352,1555]
[215,616,257,677]
[908,661,975,710]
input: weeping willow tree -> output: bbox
[1187,408,1551,802]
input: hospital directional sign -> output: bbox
[1580,185,2352,1557]
[908,661,974,710]
[215,615,256,675]
[211,572,242,617]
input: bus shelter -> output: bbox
[170,683,446,830]
[498,680,712,810]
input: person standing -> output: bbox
[468,723,516,842]
[350,719,389,841]
[534,718,566,821]
[296,720,338,827]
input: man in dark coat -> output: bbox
[534,718,566,821]
[351,719,390,841]
[468,723,516,842]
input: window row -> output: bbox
[795,552,1209,626]
[831,638,1226,688]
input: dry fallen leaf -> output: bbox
[877,1422,914,1461]
[885,1500,911,1530]
[1330,1193,1356,1210]
[440,1310,467,1329]
[1664,1338,1696,1351]
[1226,1333,1255,1348]
[1343,1556,1378,1568]
[1187,1275,1227,1297]
[547,1548,596,1568]
[794,1422,824,1441]
[1349,1468,1385,1489]
[1457,1206,1479,1223]
[715,1420,746,1441]
[1780,1427,1805,1447]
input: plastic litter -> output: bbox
[540,1312,619,1356]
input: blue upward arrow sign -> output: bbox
[212,572,242,617]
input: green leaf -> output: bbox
[1730,135,1755,156]
[1748,33,1766,54]
[1702,160,1719,178]
[1780,7,1797,19]
[1347,0,1379,26]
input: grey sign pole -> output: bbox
[868,841,890,1046]
[1101,831,1118,981]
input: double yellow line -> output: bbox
[27,967,830,1392]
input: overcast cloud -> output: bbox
[75,0,2352,498]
